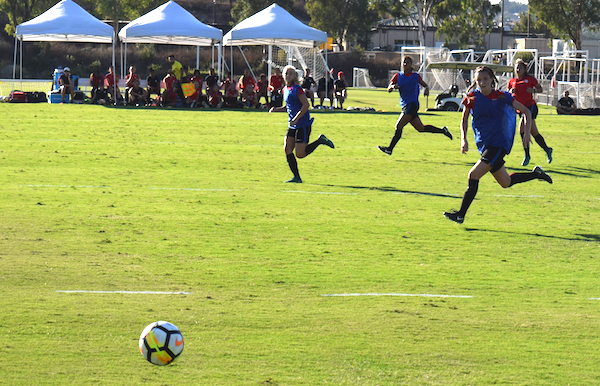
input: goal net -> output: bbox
[352,67,376,88]
[270,45,328,80]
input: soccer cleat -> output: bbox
[318,134,335,149]
[546,147,553,163]
[378,146,392,155]
[285,176,302,183]
[533,165,553,184]
[521,154,530,166]
[443,126,453,140]
[443,211,464,224]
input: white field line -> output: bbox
[283,190,359,195]
[149,187,239,191]
[322,293,473,298]
[21,184,109,188]
[56,290,191,295]
[493,194,544,198]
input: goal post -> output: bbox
[352,67,376,88]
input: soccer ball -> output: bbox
[139,321,184,365]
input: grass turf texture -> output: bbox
[0,89,599,385]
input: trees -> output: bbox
[306,0,378,48]
[0,0,53,35]
[433,0,499,50]
[529,0,600,50]
[231,0,294,25]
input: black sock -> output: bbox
[286,153,300,178]
[458,179,479,216]
[534,134,550,151]
[388,128,403,150]
[305,140,320,156]
[520,133,531,157]
[509,172,537,186]
[422,125,445,134]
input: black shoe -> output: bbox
[318,134,335,149]
[378,146,392,155]
[533,165,553,184]
[285,176,302,183]
[443,126,453,140]
[444,211,464,224]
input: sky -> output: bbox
[490,0,528,4]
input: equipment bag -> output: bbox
[9,91,27,103]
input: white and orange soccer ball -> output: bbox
[139,321,184,365]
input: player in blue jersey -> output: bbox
[444,66,553,224]
[269,65,335,183]
[378,56,453,155]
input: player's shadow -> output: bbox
[317,184,461,199]
[464,228,600,243]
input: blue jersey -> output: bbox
[393,71,421,108]
[284,84,311,128]
[464,90,517,154]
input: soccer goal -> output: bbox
[352,67,376,88]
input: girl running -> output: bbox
[508,59,553,166]
[444,66,553,224]
[378,55,453,156]
[269,65,335,183]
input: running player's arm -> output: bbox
[418,77,430,96]
[460,106,470,154]
[269,105,286,113]
[513,99,532,147]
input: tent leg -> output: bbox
[197,46,200,70]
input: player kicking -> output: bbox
[269,65,335,183]
[378,55,452,156]
[444,66,553,224]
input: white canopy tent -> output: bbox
[119,1,223,75]
[13,0,115,81]
[222,3,328,82]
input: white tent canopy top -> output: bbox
[118,1,222,46]
[15,0,113,43]
[223,3,327,47]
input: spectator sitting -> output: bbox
[301,68,316,108]
[125,66,140,103]
[556,90,577,115]
[190,70,207,108]
[146,68,161,103]
[89,70,104,100]
[241,85,258,108]
[161,71,179,107]
[207,86,223,108]
[59,67,75,103]
[105,66,122,103]
[334,71,348,109]
[317,70,334,108]
[128,79,147,106]
[205,68,220,95]
[222,73,241,108]
[238,69,256,93]
[91,83,109,105]
[269,67,284,107]
[257,74,269,106]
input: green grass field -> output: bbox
[1,89,599,385]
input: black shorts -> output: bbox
[518,104,538,119]
[481,147,507,173]
[287,125,312,144]
[402,102,419,120]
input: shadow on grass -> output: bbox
[464,228,600,243]
[317,184,461,199]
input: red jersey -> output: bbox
[126,73,139,88]
[164,76,177,90]
[90,73,104,88]
[508,75,538,108]
[105,73,119,87]
[239,76,256,91]
[269,75,284,91]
